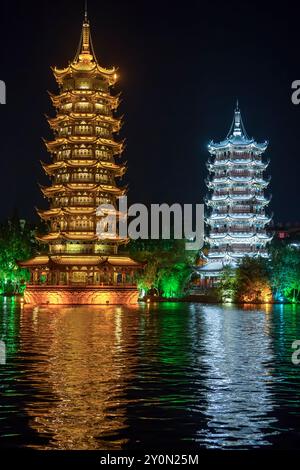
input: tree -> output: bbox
[235,257,272,303]
[269,244,300,302]
[216,265,237,302]
[157,262,192,298]
[127,238,197,297]
[0,216,36,294]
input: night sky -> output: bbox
[0,0,299,223]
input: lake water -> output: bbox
[0,299,300,450]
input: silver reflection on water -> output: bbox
[0,301,300,449]
[195,305,278,448]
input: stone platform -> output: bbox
[23,285,139,305]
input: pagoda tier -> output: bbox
[200,103,273,278]
[18,10,142,303]
[41,160,126,177]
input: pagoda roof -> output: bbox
[52,12,117,85]
[37,207,96,219]
[18,254,141,268]
[36,232,128,243]
[40,183,126,197]
[49,90,120,106]
[41,160,126,176]
[37,206,127,220]
[45,137,123,152]
[208,102,268,152]
[17,255,50,267]
[47,113,121,130]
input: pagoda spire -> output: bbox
[74,1,96,63]
[81,3,91,57]
[84,0,88,21]
[226,100,249,139]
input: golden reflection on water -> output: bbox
[21,305,140,450]
[2,301,300,450]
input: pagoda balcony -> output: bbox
[31,280,137,288]
[59,130,111,139]
[230,209,263,214]
[210,227,267,236]
[70,177,95,183]
[50,247,95,255]
[52,202,95,208]
[208,247,268,255]
[228,171,253,178]
[230,190,256,196]
[71,151,94,158]
[63,227,95,232]
[208,213,268,223]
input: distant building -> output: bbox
[198,103,272,285]
[269,222,300,243]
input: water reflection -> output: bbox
[196,305,277,448]
[0,300,300,449]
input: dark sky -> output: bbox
[0,0,299,223]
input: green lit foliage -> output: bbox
[136,259,159,293]
[158,263,192,298]
[127,239,197,297]
[269,244,300,303]
[217,265,237,302]
[235,257,272,303]
[0,212,36,295]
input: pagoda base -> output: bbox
[23,285,139,305]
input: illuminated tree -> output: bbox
[158,263,192,298]
[270,244,300,302]
[235,256,272,303]
[0,215,35,294]
[128,239,197,297]
[217,265,237,302]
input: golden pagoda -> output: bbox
[19,10,141,305]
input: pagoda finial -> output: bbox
[72,4,99,65]
[233,103,242,136]
[84,0,88,22]
[74,1,94,62]
[226,100,249,139]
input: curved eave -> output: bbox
[41,160,126,176]
[37,207,99,219]
[208,234,273,242]
[207,161,269,169]
[49,90,119,105]
[18,254,142,268]
[17,256,50,268]
[41,183,126,197]
[52,62,117,85]
[45,137,123,152]
[104,256,142,267]
[207,196,271,205]
[48,114,121,131]
[36,233,62,242]
[41,161,64,175]
[37,208,63,220]
[208,139,268,153]
[207,181,270,190]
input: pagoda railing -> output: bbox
[64,227,95,232]
[209,247,268,254]
[71,151,94,158]
[51,202,95,208]
[211,228,267,234]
